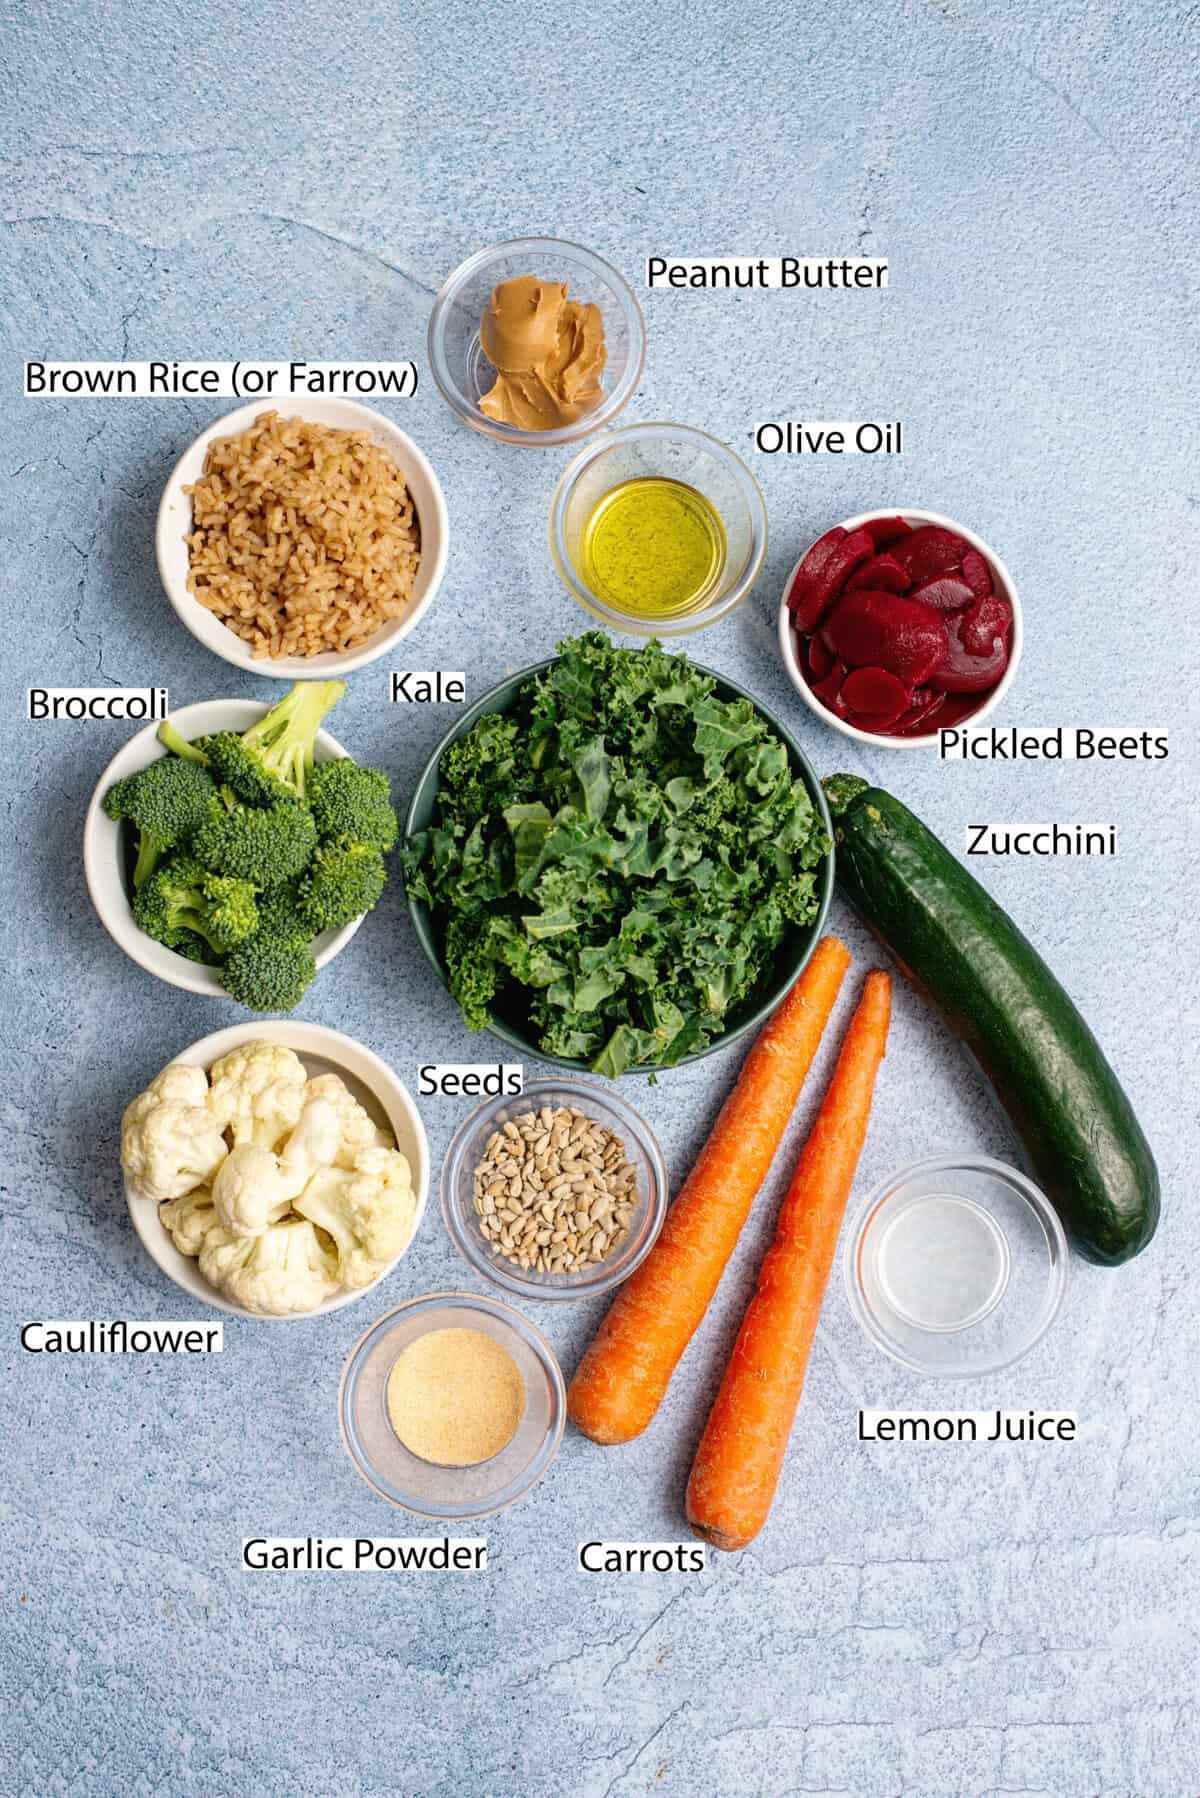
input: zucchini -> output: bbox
[824,775,1159,1264]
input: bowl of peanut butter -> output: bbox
[427,237,646,447]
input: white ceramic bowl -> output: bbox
[124,1021,430,1320]
[777,508,1023,749]
[155,397,448,678]
[83,699,364,996]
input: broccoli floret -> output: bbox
[201,680,344,805]
[156,720,210,766]
[102,756,216,888]
[255,878,311,941]
[133,855,260,955]
[308,760,399,851]
[222,931,317,1013]
[297,840,387,935]
[192,798,317,885]
[171,929,218,965]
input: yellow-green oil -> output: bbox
[579,477,727,619]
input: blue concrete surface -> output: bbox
[2,2,1197,1792]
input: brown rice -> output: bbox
[185,411,421,659]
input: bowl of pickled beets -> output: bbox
[777,508,1022,747]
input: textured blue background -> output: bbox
[2,3,1197,1793]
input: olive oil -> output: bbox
[580,477,727,619]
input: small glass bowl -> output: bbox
[843,1155,1068,1378]
[441,1077,670,1302]
[549,422,768,636]
[426,237,646,448]
[338,1292,565,1519]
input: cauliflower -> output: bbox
[304,1073,394,1168]
[121,1063,228,1203]
[199,1218,340,1315]
[210,1097,341,1236]
[159,1187,219,1257]
[207,1041,307,1148]
[294,1143,416,1289]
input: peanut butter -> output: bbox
[479,275,607,431]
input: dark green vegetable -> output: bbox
[403,634,830,1074]
[308,760,399,851]
[824,775,1159,1264]
[298,840,387,934]
[101,756,215,888]
[199,680,344,804]
[222,930,317,1013]
[192,798,317,885]
[132,855,260,956]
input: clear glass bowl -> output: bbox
[441,1077,670,1302]
[549,422,768,636]
[843,1154,1069,1377]
[338,1292,565,1519]
[426,237,646,448]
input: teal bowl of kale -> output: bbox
[401,633,834,1078]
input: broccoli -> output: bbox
[308,760,399,851]
[192,798,317,885]
[254,877,310,941]
[156,720,211,766]
[222,930,317,1013]
[132,855,260,955]
[200,680,344,805]
[171,929,217,964]
[297,840,387,935]
[102,756,216,888]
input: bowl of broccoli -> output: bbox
[402,633,835,1077]
[85,682,400,1010]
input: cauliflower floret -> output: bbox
[210,1097,342,1237]
[159,1186,219,1257]
[121,1063,228,1203]
[304,1073,394,1168]
[199,1218,340,1315]
[294,1143,416,1289]
[207,1041,307,1149]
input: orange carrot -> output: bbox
[567,936,852,1446]
[685,968,891,1550]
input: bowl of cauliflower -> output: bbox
[121,1023,430,1318]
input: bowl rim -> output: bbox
[155,396,449,679]
[425,235,647,448]
[124,1019,431,1322]
[548,420,769,637]
[439,1075,671,1302]
[83,698,364,997]
[777,507,1023,749]
[403,654,835,1074]
[841,1152,1069,1377]
[338,1289,566,1516]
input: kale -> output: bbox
[402,633,830,1075]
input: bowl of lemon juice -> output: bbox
[549,422,767,635]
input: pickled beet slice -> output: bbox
[893,689,948,735]
[809,666,850,718]
[823,589,949,686]
[787,526,874,631]
[960,588,1013,656]
[865,515,911,547]
[927,610,1009,692]
[846,552,909,594]
[891,525,967,586]
[841,666,910,726]
[806,632,835,679]
[911,574,974,612]
[961,549,993,601]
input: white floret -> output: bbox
[121,1063,228,1203]
[294,1144,416,1289]
[207,1041,308,1149]
[304,1073,394,1168]
[199,1218,340,1315]
[158,1187,219,1257]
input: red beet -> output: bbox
[806,632,835,680]
[788,527,874,631]
[864,515,911,547]
[961,549,993,601]
[846,552,909,595]
[841,666,910,726]
[892,689,948,735]
[911,574,974,612]
[927,610,1010,692]
[960,588,1013,656]
[823,590,949,686]
[810,666,850,718]
[891,525,967,586]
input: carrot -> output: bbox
[567,936,852,1446]
[685,968,891,1551]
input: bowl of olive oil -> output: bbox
[549,422,767,635]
